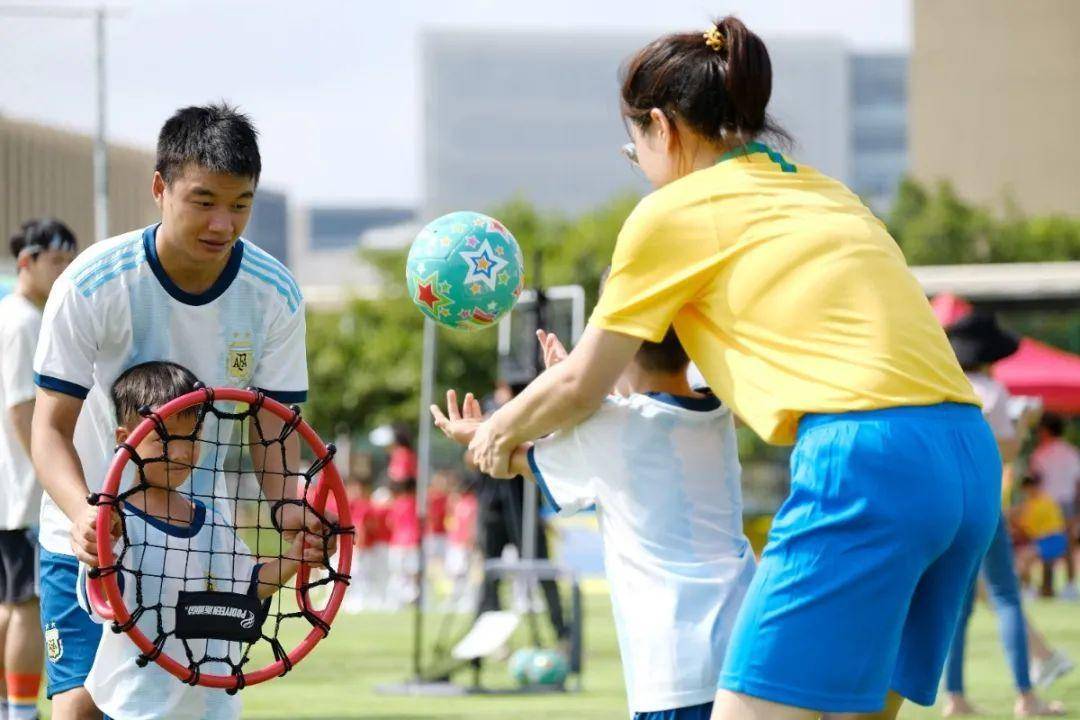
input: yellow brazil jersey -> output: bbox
[1017,492,1066,540]
[592,142,978,445]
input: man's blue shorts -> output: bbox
[39,547,102,698]
[634,701,713,720]
[720,403,1001,713]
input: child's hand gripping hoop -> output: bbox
[85,386,354,692]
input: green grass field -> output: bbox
[228,590,1078,719]
[39,588,1078,718]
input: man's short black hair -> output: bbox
[155,103,261,186]
[112,361,200,426]
[9,218,77,260]
[597,265,690,374]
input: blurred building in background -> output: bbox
[0,116,157,258]
[422,30,908,218]
[850,53,908,213]
[910,0,1080,215]
[0,115,291,271]
[309,207,415,252]
[244,187,289,266]
[287,206,418,306]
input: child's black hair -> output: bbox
[1039,413,1066,438]
[599,266,690,374]
[1020,473,1042,489]
[111,361,200,426]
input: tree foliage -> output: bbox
[304,194,639,436]
[888,179,1080,265]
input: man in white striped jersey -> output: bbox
[31,104,316,720]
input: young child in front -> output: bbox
[77,361,329,720]
[433,327,754,719]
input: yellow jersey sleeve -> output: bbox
[590,196,717,343]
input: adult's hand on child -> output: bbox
[289,527,337,565]
[537,329,568,369]
[275,502,328,544]
[430,389,482,446]
[71,503,121,567]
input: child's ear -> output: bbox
[115,426,130,445]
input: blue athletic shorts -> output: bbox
[720,403,1001,713]
[1035,533,1068,562]
[39,547,102,698]
[634,701,713,720]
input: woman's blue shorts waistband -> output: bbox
[798,402,983,439]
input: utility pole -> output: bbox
[0,3,126,242]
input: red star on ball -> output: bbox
[416,280,443,310]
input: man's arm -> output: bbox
[250,406,300,504]
[31,388,116,565]
[249,407,310,533]
[8,399,33,458]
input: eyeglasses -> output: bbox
[619,142,639,168]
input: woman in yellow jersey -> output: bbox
[463,16,1000,720]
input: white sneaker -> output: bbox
[1059,583,1080,601]
[1032,650,1075,689]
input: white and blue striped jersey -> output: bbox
[527,392,755,713]
[34,224,308,555]
[76,500,257,720]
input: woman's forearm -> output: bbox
[489,361,600,448]
[494,326,642,441]
[468,325,642,477]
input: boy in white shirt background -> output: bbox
[433,324,754,719]
[0,218,75,720]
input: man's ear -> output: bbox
[115,426,129,445]
[151,171,167,210]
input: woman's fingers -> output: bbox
[446,389,460,422]
[429,404,450,434]
[462,392,482,420]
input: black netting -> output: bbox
[89,387,352,691]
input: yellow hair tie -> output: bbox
[703,25,724,52]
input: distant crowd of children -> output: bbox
[337,427,480,612]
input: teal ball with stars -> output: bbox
[405,211,525,331]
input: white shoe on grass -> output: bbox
[1031,650,1075,689]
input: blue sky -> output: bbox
[0,0,908,204]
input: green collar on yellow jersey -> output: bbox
[717,141,797,173]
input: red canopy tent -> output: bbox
[930,293,1080,414]
[994,339,1080,415]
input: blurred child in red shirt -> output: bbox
[386,424,420,607]
[444,474,479,612]
[425,470,452,567]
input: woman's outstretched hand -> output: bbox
[430,389,483,446]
